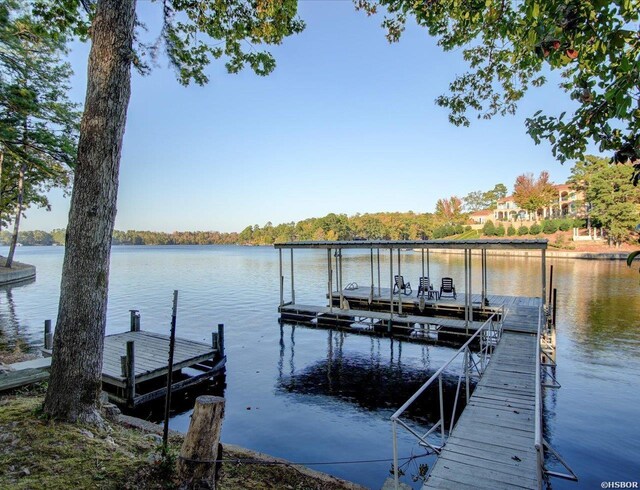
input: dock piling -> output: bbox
[43,320,52,350]
[178,395,225,487]
[129,310,140,332]
[217,323,225,358]
[125,340,136,406]
[163,290,179,453]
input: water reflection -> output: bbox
[0,280,38,356]
[276,324,473,427]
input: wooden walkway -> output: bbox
[423,307,540,489]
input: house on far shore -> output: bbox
[469,209,494,224]
[471,183,585,225]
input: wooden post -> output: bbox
[44,320,53,350]
[163,290,179,453]
[217,323,225,358]
[125,340,135,406]
[548,265,554,305]
[178,395,225,489]
[212,332,219,351]
[129,309,140,332]
[552,288,557,327]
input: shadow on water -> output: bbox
[276,324,475,428]
[124,375,227,423]
[0,280,38,357]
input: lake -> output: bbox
[0,245,638,489]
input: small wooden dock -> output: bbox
[422,305,540,489]
[101,327,226,407]
[1,316,226,408]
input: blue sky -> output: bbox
[24,1,580,233]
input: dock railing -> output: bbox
[535,305,578,486]
[390,306,504,489]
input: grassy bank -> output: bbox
[0,389,362,490]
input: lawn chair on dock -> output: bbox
[393,275,412,295]
[417,277,439,300]
[439,277,457,299]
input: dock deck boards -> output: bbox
[102,331,216,386]
[0,330,222,403]
[334,287,541,310]
[280,303,484,331]
[423,307,540,489]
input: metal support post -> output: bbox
[439,374,445,444]
[328,248,333,311]
[290,249,295,304]
[397,249,402,315]
[279,249,283,306]
[541,249,547,309]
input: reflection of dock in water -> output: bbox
[276,326,471,426]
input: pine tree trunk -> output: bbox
[5,162,26,268]
[43,0,136,423]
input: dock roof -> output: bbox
[274,239,548,250]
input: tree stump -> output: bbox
[178,396,225,489]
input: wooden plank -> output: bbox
[439,451,538,481]
[0,368,49,391]
[443,441,537,469]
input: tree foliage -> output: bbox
[434,195,465,225]
[34,0,305,84]
[513,171,556,218]
[0,1,78,265]
[580,158,640,245]
[463,183,508,211]
[32,0,305,423]
[360,0,640,179]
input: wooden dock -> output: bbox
[102,328,225,407]
[279,289,541,344]
[1,321,226,408]
[422,305,540,489]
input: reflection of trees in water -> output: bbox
[553,259,640,354]
[277,326,472,427]
[0,283,37,356]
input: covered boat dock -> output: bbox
[275,239,548,343]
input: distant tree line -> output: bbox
[0,229,240,246]
[4,157,637,249]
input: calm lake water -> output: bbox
[1,245,638,489]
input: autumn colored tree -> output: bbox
[513,171,556,221]
[434,196,464,225]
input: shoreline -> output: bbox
[118,413,367,489]
[0,256,36,285]
[413,248,634,260]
